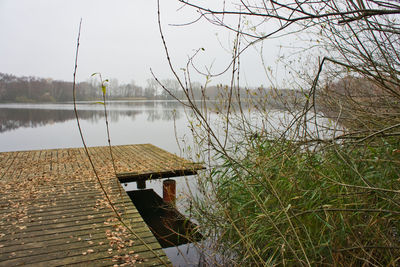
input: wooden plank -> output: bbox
[0,223,154,249]
[117,169,200,183]
[0,144,203,266]
[1,241,165,266]
[0,152,18,180]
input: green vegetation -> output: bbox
[193,137,400,265]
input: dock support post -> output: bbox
[163,179,176,206]
[137,180,146,189]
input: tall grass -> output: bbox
[190,134,400,266]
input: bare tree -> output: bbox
[156,0,400,266]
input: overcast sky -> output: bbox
[0,0,285,87]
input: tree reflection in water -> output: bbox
[0,100,183,133]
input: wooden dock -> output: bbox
[0,144,203,266]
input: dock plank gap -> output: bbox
[0,144,204,266]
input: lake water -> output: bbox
[0,100,209,266]
[0,100,192,154]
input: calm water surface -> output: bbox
[0,100,191,154]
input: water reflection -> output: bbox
[0,101,183,133]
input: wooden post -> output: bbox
[163,179,176,206]
[137,180,146,190]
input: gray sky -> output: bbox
[0,0,283,87]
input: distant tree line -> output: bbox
[0,72,199,102]
[0,72,302,105]
[0,73,163,102]
[0,73,99,102]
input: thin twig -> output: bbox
[72,19,169,266]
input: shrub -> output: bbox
[192,136,400,265]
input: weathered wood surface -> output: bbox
[0,144,202,266]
